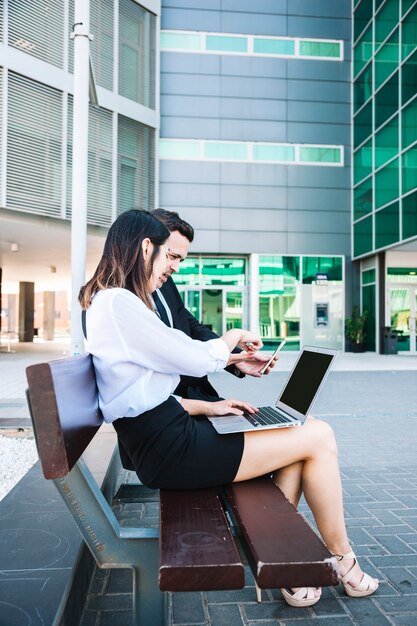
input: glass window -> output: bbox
[354,177,373,219]
[159,139,200,160]
[402,5,417,60]
[362,284,376,350]
[298,146,342,164]
[354,24,373,77]
[206,35,247,53]
[402,190,417,239]
[160,31,202,51]
[375,29,399,89]
[375,116,398,168]
[201,258,246,286]
[402,0,417,16]
[402,49,417,105]
[259,256,300,348]
[173,256,200,286]
[354,215,373,257]
[362,268,376,284]
[119,0,156,108]
[402,145,417,194]
[302,257,343,284]
[354,139,373,184]
[375,157,399,208]
[354,64,373,111]
[204,142,247,160]
[253,144,295,162]
[299,40,341,58]
[354,100,372,147]
[254,37,294,56]
[402,98,417,150]
[375,0,399,51]
[354,0,373,42]
[375,201,400,247]
[375,72,399,130]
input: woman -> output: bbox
[79,209,378,608]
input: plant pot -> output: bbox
[351,342,364,353]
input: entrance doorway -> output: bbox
[180,288,246,335]
[389,286,417,352]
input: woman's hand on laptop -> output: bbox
[205,398,258,417]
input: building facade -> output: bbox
[353,0,417,353]
[1,0,415,352]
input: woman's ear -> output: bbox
[142,237,151,259]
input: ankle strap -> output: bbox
[335,551,356,561]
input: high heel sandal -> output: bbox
[335,551,378,597]
[280,587,321,607]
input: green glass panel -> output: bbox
[375,30,399,89]
[362,269,376,284]
[172,256,200,286]
[206,35,247,53]
[298,146,341,164]
[354,0,373,42]
[354,64,372,111]
[401,98,417,150]
[354,23,373,76]
[375,116,398,168]
[390,287,410,350]
[254,37,294,55]
[402,5,417,59]
[375,72,399,130]
[187,290,200,320]
[375,201,400,247]
[402,0,417,15]
[354,139,373,184]
[204,142,247,160]
[253,144,295,162]
[354,100,372,147]
[299,40,341,58]
[226,292,243,330]
[302,257,343,284]
[375,0,399,51]
[159,139,200,159]
[354,215,373,257]
[375,158,399,208]
[354,177,373,218]
[362,283,376,350]
[402,49,417,105]
[402,146,417,193]
[402,190,417,239]
[201,258,246,286]
[160,31,202,51]
[259,255,284,295]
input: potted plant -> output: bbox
[345,306,368,352]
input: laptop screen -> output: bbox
[278,349,334,415]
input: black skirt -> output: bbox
[113,396,244,490]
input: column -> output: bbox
[43,291,56,341]
[19,282,35,342]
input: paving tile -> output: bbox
[208,603,244,626]
[171,592,206,623]
[342,596,392,625]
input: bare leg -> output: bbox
[273,461,304,508]
[234,419,377,590]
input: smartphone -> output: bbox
[259,340,286,375]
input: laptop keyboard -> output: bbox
[243,406,294,427]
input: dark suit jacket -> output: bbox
[159,277,243,401]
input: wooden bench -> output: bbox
[26,353,339,625]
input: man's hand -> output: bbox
[234,351,279,377]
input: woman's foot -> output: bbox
[335,551,378,597]
[281,587,322,607]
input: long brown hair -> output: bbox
[79,210,169,310]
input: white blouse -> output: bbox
[85,288,229,423]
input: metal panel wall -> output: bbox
[159,0,351,257]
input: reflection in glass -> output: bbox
[390,288,410,351]
[226,292,243,330]
[402,190,417,240]
[375,158,399,208]
[375,202,399,248]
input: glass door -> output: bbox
[180,287,245,335]
[389,286,417,352]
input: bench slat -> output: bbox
[159,488,244,592]
[223,477,339,589]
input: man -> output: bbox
[152,208,274,402]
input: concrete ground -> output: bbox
[1,341,417,625]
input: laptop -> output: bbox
[208,346,337,434]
